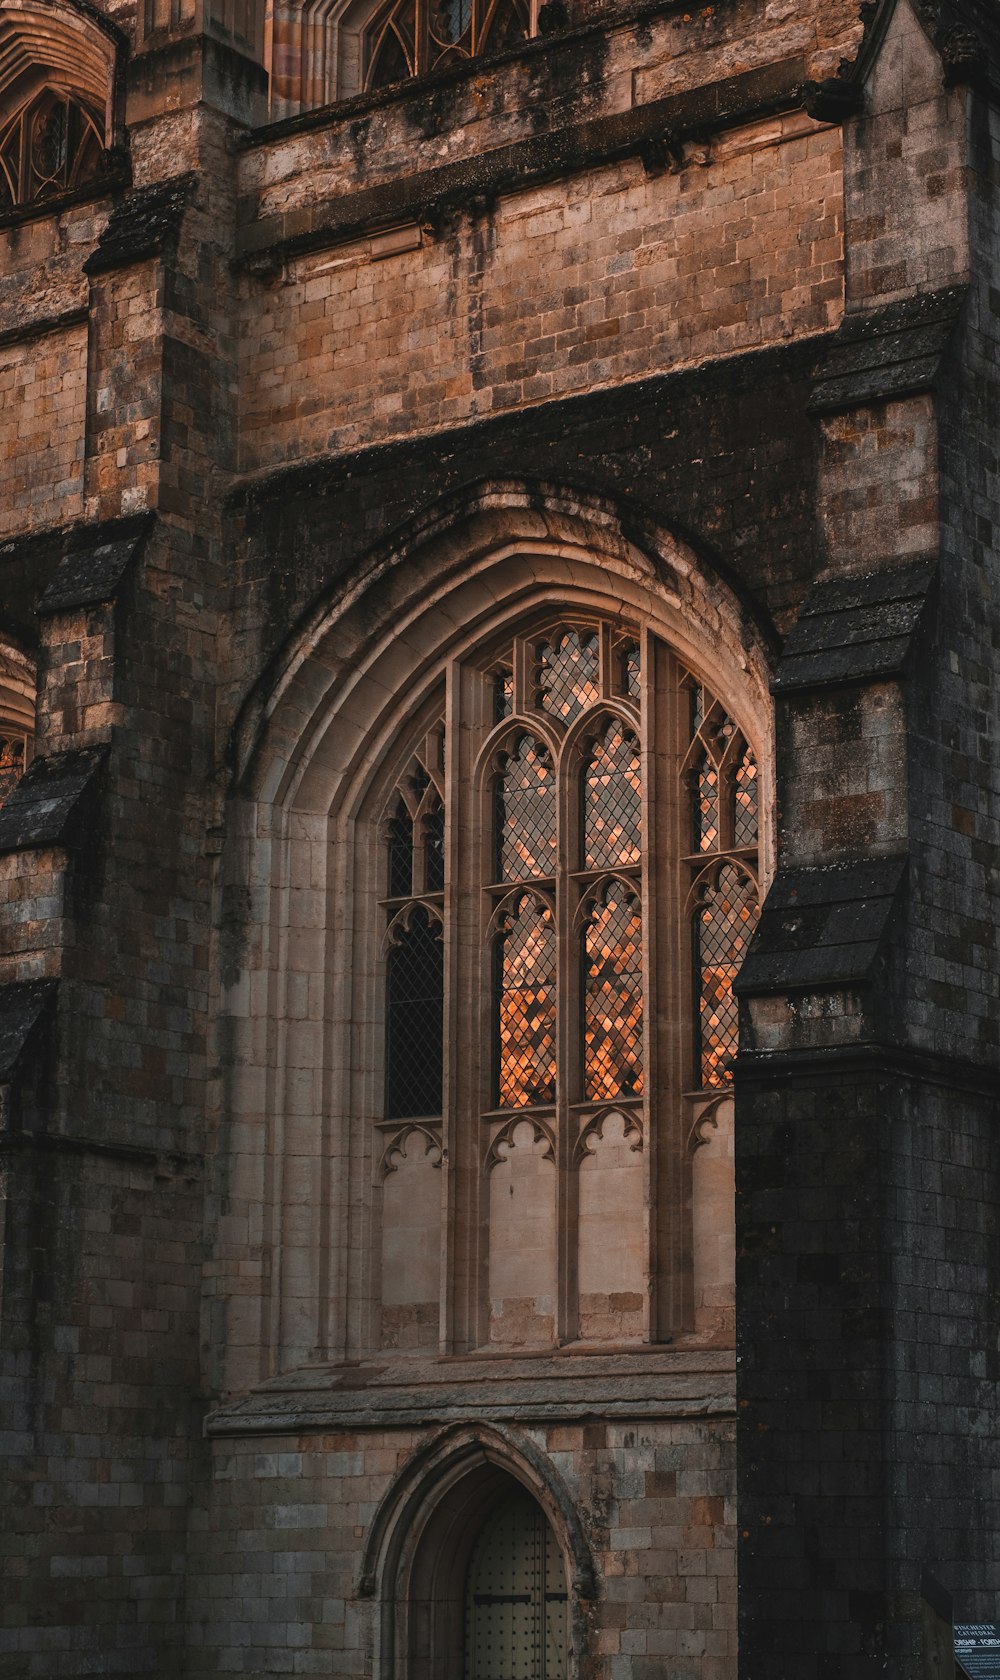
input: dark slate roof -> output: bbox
[40,522,151,614]
[0,980,56,1081]
[734,856,907,995]
[0,746,107,854]
[83,172,197,276]
[772,556,937,693]
[808,287,967,416]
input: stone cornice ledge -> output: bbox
[234,58,812,274]
[206,1349,737,1435]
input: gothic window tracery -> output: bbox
[363,0,536,93]
[382,728,446,1119]
[683,682,760,1089]
[0,86,105,212]
[372,619,761,1349]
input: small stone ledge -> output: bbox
[734,856,906,996]
[206,1350,736,1435]
[0,980,57,1084]
[807,285,968,416]
[0,745,108,854]
[83,173,198,276]
[39,515,153,614]
[772,556,938,692]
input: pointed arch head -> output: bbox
[359,1421,595,1674]
[0,0,119,123]
[231,481,776,880]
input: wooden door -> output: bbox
[465,1488,567,1679]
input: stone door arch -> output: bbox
[360,1423,594,1680]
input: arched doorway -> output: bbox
[465,1486,567,1679]
[361,1423,594,1679]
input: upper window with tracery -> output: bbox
[684,682,759,1089]
[0,87,105,212]
[370,617,760,1352]
[363,0,539,90]
[380,638,761,1123]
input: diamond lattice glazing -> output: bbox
[694,755,719,852]
[495,895,556,1107]
[386,907,444,1117]
[537,630,600,724]
[696,863,758,1088]
[387,799,413,897]
[423,798,445,892]
[583,886,643,1101]
[495,736,556,881]
[734,748,758,847]
[583,719,641,871]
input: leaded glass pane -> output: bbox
[386,907,444,1118]
[429,0,472,46]
[582,718,641,871]
[387,799,413,897]
[537,630,599,725]
[690,683,705,734]
[424,797,445,892]
[494,735,556,882]
[693,753,719,852]
[583,884,643,1101]
[493,669,514,724]
[734,747,758,847]
[495,895,556,1108]
[623,641,640,700]
[696,863,758,1089]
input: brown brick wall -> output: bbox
[0,326,87,536]
[238,120,844,472]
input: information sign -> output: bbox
[955,1625,1000,1679]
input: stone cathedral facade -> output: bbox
[0,0,998,1674]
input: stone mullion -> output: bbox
[318,801,353,1365]
[445,659,488,1353]
[648,640,691,1340]
[554,725,577,1346]
[344,815,382,1363]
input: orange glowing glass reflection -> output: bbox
[583,718,641,872]
[495,894,556,1107]
[583,884,643,1101]
[697,863,758,1088]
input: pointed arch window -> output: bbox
[363,0,538,90]
[371,619,761,1351]
[0,86,105,211]
[684,681,761,1089]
